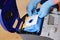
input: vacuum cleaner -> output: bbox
[0,0,44,35]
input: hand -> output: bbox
[38,0,55,18]
[26,0,41,16]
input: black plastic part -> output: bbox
[1,0,22,33]
[16,8,44,35]
[17,18,44,35]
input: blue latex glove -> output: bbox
[38,0,55,18]
[24,17,43,32]
[27,0,41,16]
[25,0,55,33]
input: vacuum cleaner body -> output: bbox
[0,0,44,35]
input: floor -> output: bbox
[0,25,22,40]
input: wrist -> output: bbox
[48,0,55,6]
[52,0,60,4]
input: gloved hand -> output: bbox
[38,0,55,18]
[24,17,44,32]
[26,0,41,16]
[25,0,59,33]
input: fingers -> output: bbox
[26,4,33,16]
[38,0,55,18]
[26,0,41,16]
